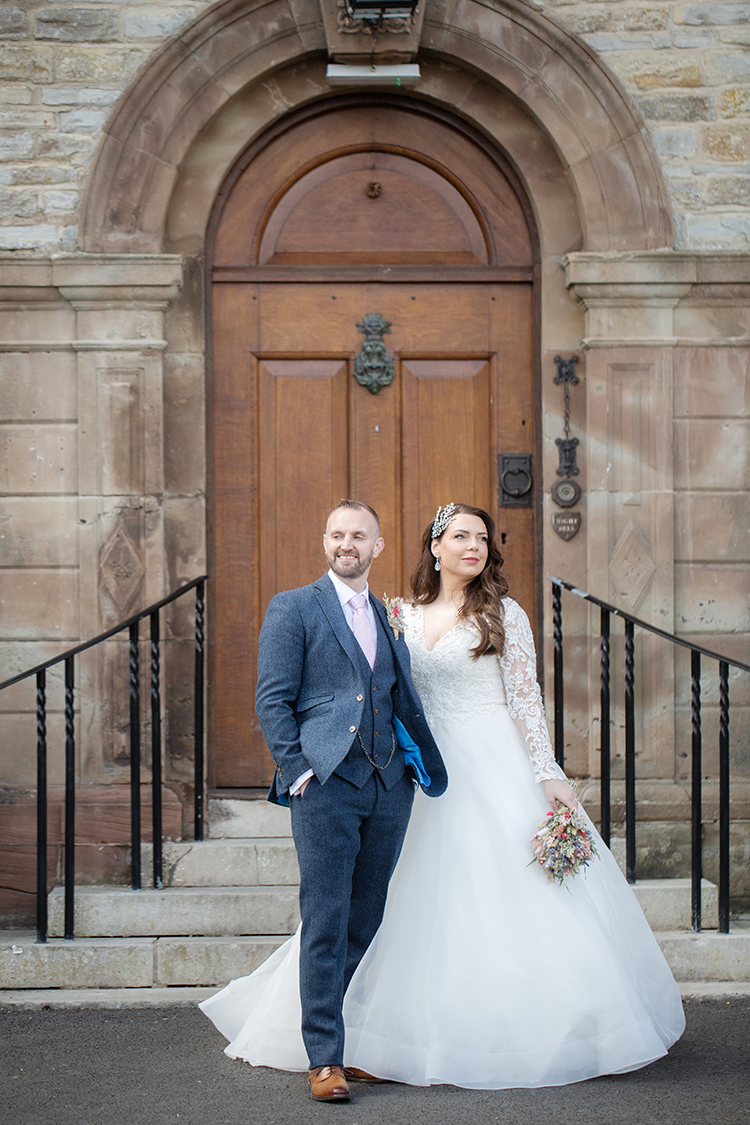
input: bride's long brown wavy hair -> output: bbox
[410,503,509,659]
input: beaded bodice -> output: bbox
[402,599,560,783]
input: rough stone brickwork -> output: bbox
[539,0,750,249]
[0,1,747,250]
[0,2,214,250]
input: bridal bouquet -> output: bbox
[529,806,599,886]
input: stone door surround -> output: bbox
[79,0,670,259]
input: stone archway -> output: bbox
[75,0,682,792]
[80,0,671,257]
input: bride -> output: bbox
[201,502,685,1088]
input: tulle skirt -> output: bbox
[200,706,684,1088]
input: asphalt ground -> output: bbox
[2,998,749,1125]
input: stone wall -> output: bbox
[538,0,750,250]
[0,1,215,251]
[0,0,749,924]
[0,2,748,252]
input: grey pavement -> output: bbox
[2,998,749,1125]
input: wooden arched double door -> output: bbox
[209,98,539,788]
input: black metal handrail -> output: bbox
[0,576,207,944]
[551,577,748,935]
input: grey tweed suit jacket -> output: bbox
[256,574,447,805]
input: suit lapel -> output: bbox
[371,595,410,676]
[314,574,365,673]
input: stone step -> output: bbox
[0,987,219,1009]
[207,796,291,839]
[0,932,286,990]
[657,925,750,982]
[2,927,749,992]
[47,885,300,938]
[141,838,299,887]
[632,878,718,931]
[7,983,750,1009]
[49,876,716,939]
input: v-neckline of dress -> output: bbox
[415,604,462,654]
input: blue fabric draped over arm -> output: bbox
[393,716,431,788]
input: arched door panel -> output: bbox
[210,102,538,788]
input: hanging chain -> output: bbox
[553,355,580,479]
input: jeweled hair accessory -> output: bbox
[431,503,457,540]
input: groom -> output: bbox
[256,499,447,1101]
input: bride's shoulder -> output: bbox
[500,597,531,632]
[500,595,521,617]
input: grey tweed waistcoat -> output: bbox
[333,609,406,790]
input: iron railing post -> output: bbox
[129,621,141,891]
[552,581,564,769]
[194,580,205,841]
[548,577,742,935]
[36,669,48,944]
[599,607,611,847]
[624,620,636,884]
[64,656,75,940]
[718,661,730,934]
[691,649,702,932]
[150,610,163,889]
[0,576,207,941]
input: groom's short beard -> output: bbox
[327,548,374,580]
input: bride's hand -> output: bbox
[543,778,579,812]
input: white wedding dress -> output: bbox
[200,599,685,1088]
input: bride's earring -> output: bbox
[434,557,441,572]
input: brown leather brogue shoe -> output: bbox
[344,1067,392,1084]
[308,1065,351,1101]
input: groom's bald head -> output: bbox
[325,499,380,535]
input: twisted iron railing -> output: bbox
[0,577,207,943]
[551,577,748,934]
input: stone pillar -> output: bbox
[0,254,186,923]
[52,255,183,776]
[565,251,750,855]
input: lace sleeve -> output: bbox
[499,599,565,783]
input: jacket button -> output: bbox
[349,725,356,733]
[356,694,364,702]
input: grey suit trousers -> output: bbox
[290,768,415,1067]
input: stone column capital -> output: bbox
[563,251,750,347]
[51,254,183,307]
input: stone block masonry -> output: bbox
[0,0,746,251]
[537,0,750,250]
[0,2,214,250]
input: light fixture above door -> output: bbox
[343,0,418,19]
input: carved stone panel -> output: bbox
[587,350,675,779]
[99,522,145,618]
[97,368,144,497]
[609,521,656,613]
[322,0,425,63]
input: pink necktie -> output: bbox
[349,593,376,669]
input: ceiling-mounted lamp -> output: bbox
[326,63,420,85]
[343,0,419,19]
